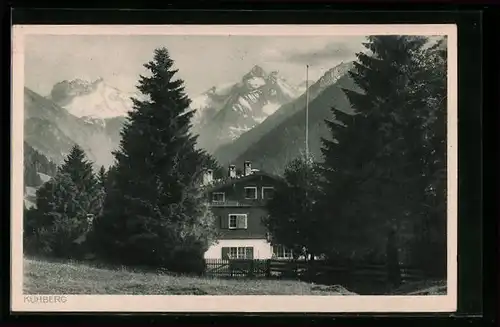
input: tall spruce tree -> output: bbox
[59,145,99,194]
[199,152,226,180]
[320,110,384,257]
[24,145,103,258]
[97,166,107,188]
[320,36,431,261]
[408,37,448,277]
[95,48,217,272]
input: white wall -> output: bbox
[204,239,273,259]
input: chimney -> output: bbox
[203,169,213,185]
[228,164,236,178]
[244,161,252,176]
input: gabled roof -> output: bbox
[202,171,284,193]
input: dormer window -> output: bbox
[262,187,275,200]
[212,192,225,204]
[244,187,257,199]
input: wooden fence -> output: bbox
[204,258,425,293]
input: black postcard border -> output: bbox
[2,4,490,325]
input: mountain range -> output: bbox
[232,69,360,174]
[24,86,125,168]
[49,78,139,119]
[24,61,358,183]
[213,61,355,169]
[191,65,302,153]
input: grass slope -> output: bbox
[24,258,356,295]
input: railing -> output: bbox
[205,259,269,278]
[204,258,427,288]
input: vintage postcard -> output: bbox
[11,24,457,313]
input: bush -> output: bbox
[166,247,207,276]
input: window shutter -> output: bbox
[221,247,229,259]
[221,215,228,229]
[237,215,247,229]
[245,247,254,259]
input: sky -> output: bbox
[24,35,368,97]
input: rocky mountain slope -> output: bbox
[192,65,301,153]
[231,67,361,175]
[213,61,354,165]
[297,80,315,94]
[24,87,124,168]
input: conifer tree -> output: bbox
[95,48,217,272]
[320,110,384,256]
[199,152,226,180]
[58,145,97,190]
[24,145,103,258]
[408,37,448,276]
[320,36,431,261]
[97,166,107,188]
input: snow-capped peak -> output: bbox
[50,78,138,119]
[193,65,303,152]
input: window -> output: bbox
[273,245,293,259]
[229,215,237,229]
[222,246,254,259]
[212,192,225,204]
[244,186,257,199]
[262,187,275,200]
[228,214,247,229]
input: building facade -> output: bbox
[202,161,293,260]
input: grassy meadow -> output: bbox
[23,258,445,296]
[23,258,357,295]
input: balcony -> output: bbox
[209,200,264,207]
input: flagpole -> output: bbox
[305,64,309,161]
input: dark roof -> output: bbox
[202,171,284,193]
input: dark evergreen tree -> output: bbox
[97,166,107,188]
[320,110,385,257]
[320,36,431,262]
[264,153,324,261]
[94,48,217,273]
[58,145,98,193]
[408,37,448,277]
[198,152,226,180]
[24,145,104,258]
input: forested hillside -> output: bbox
[24,142,57,187]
